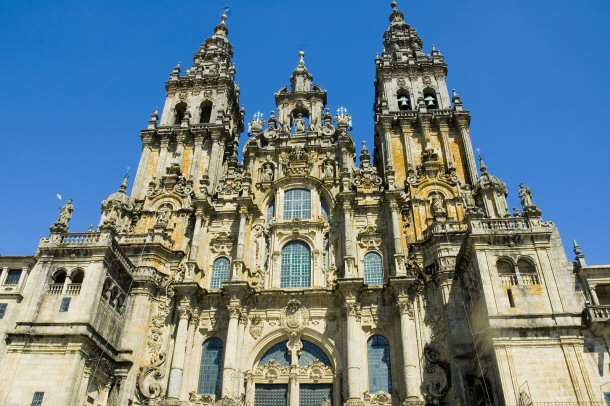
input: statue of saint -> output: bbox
[324,161,334,179]
[430,195,445,217]
[294,113,306,133]
[262,164,274,182]
[56,199,74,227]
[519,183,534,208]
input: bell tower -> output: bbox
[127,11,244,252]
[374,2,481,243]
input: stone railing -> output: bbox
[61,232,101,245]
[47,284,64,295]
[471,218,530,233]
[117,233,148,245]
[521,274,541,286]
[586,305,610,322]
[499,274,519,286]
[422,220,468,239]
[47,283,82,296]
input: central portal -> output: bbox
[251,340,335,405]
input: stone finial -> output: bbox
[119,174,129,193]
[479,155,488,174]
[360,141,372,166]
[148,109,159,129]
[213,9,229,37]
[298,50,305,68]
[389,0,405,24]
[574,240,587,267]
[170,63,181,81]
[391,1,398,10]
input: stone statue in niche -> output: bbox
[323,161,334,179]
[294,113,306,133]
[309,111,319,131]
[156,204,172,226]
[430,194,446,217]
[519,183,534,208]
[262,163,274,182]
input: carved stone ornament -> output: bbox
[146,167,194,200]
[354,143,382,193]
[280,299,309,336]
[136,292,173,401]
[423,347,450,401]
[363,391,392,405]
[209,228,234,254]
[252,359,333,384]
[357,224,382,250]
[279,146,316,177]
[249,315,263,339]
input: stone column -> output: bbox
[190,135,204,180]
[222,301,241,398]
[181,314,199,399]
[233,208,248,281]
[398,297,422,400]
[289,370,299,406]
[207,133,224,192]
[154,136,171,180]
[455,117,479,186]
[389,200,405,276]
[133,133,154,199]
[189,209,204,261]
[590,286,600,305]
[167,300,191,400]
[345,302,361,400]
[436,117,455,170]
[343,201,356,278]
[236,313,248,399]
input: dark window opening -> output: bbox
[507,289,515,308]
[200,102,213,123]
[397,91,411,111]
[60,297,71,312]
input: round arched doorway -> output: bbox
[248,339,336,405]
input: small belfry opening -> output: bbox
[397,90,411,110]
[199,101,213,123]
[173,101,187,125]
[423,88,438,109]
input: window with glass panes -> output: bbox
[281,241,311,288]
[4,269,22,285]
[367,335,392,394]
[31,392,44,406]
[197,338,223,396]
[283,189,311,220]
[255,341,332,406]
[364,252,384,286]
[210,257,230,290]
[0,303,7,319]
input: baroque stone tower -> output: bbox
[1,3,610,406]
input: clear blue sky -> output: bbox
[1,1,609,264]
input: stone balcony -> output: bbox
[584,304,610,337]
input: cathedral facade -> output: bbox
[2,3,610,406]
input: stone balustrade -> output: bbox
[422,220,468,239]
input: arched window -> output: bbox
[497,259,515,275]
[210,257,231,290]
[517,258,536,274]
[368,335,392,394]
[283,189,311,220]
[397,90,411,111]
[197,338,224,396]
[70,269,84,284]
[423,88,438,109]
[364,252,384,286]
[298,340,331,367]
[281,241,311,288]
[52,269,67,285]
[174,102,187,125]
[517,257,540,285]
[255,339,333,405]
[200,101,213,124]
[259,341,291,367]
